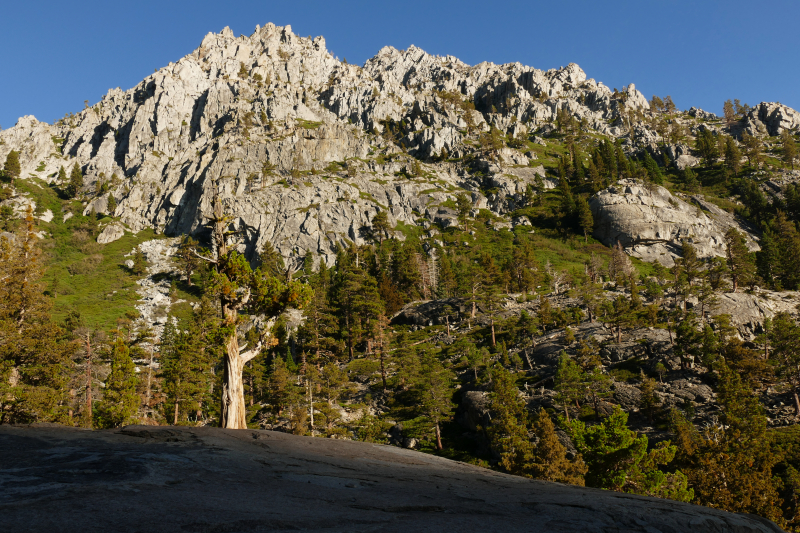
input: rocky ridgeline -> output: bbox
[8,22,795,266]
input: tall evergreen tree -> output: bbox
[416,351,454,450]
[724,228,756,292]
[94,335,139,428]
[679,362,784,524]
[576,196,594,242]
[782,130,797,170]
[0,208,73,424]
[568,406,692,501]
[67,163,83,198]
[2,150,21,181]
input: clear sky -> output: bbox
[1,0,798,129]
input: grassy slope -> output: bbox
[16,178,165,330]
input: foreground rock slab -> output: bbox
[0,425,783,533]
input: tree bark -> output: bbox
[220,321,262,429]
[434,422,443,451]
[221,332,248,429]
[794,387,800,417]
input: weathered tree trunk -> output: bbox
[220,314,263,429]
[221,332,248,430]
[173,399,180,425]
[794,388,800,417]
[145,345,154,415]
[434,423,443,451]
[491,319,496,347]
[85,337,93,426]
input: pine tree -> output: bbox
[642,152,663,185]
[488,365,536,475]
[682,362,784,524]
[782,130,797,170]
[455,192,472,231]
[724,227,755,292]
[94,335,139,428]
[258,240,286,279]
[723,136,742,179]
[568,406,692,501]
[576,196,594,242]
[106,193,117,215]
[67,163,83,198]
[175,236,200,286]
[554,352,583,421]
[639,372,661,423]
[773,211,800,290]
[416,350,454,450]
[741,132,763,168]
[769,312,800,415]
[695,129,718,167]
[57,165,67,184]
[680,166,700,192]
[371,210,391,244]
[3,150,21,180]
[0,208,74,424]
[529,408,587,485]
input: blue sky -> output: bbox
[1,0,798,129]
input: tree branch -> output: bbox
[192,250,217,264]
[240,341,263,364]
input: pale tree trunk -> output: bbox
[434,422,443,451]
[84,335,93,426]
[145,345,154,416]
[221,332,248,429]
[220,316,263,429]
[491,319,496,347]
[794,386,800,417]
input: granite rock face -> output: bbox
[0,23,652,265]
[590,179,760,266]
[0,424,785,533]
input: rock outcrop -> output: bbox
[590,179,760,266]
[0,424,784,533]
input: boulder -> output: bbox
[97,222,125,244]
[590,179,759,266]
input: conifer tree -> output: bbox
[416,351,454,450]
[0,207,73,424]
[741,131,763,168]
[568,406,692,501]
[106,193,117,215]
[488,365,536,475]
[3,150,21,180]
[769,312,800,415]
[723,136,742,178]
[695,129,718,167]
[554,352,582,422]
[576,196,594,242]
[94,335,139,428]
[529,408,587,485]
[174,236,200,286]
[782,130,797,170]
[67,163,83,198]
[455,192,472,231]
[370,210,392,244]
[642,152,663,185]
[724,228,755,292]
[57,165,67,184]
[681,362,783,524]
[773,211,800,290]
